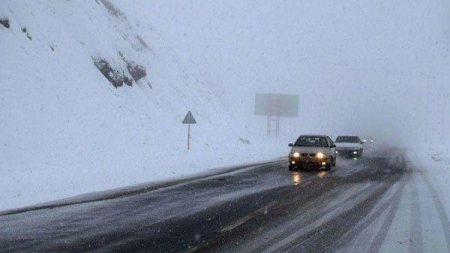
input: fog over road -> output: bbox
[1,145,448,253]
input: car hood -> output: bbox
[335,143,362,148]
[290,146,329,154]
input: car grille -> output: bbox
[336,147,354,151]
[301,153,316,157]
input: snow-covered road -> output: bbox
[1,145,450,253]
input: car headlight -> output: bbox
[316,152,325,159]
[293,152,300,158]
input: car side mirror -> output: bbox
[331,144,336,148]
[288,143,294,147]
[361,141,364,144]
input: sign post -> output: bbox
[182,111,196,150]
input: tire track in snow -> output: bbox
[366,176,407,253]
[409,173,423,253]
[366,154,411,253]
[333,174,407,253]
[267,156,407,253]
[205,152,407,253]
[255,182,381,253]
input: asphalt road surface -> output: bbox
[0,146,424,253]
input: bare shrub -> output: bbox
[21,27,32,40]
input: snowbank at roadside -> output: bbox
[412,144,450,175]
[1,137,289,212]
[408,144,450,223]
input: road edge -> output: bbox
[0,158,287,217]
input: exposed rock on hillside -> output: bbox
[127,62,147,82]
[0,18,9,29]
[93,58,133,88]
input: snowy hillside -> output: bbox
[0,1,287,211]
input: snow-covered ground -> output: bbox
[407,147,450,252]
[0,1,291,211]
[412,145,450,215]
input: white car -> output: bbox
[362,137,375,144]
[335,136,364,157]
[288,135,337,171]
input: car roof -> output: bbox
[299,134,328,137]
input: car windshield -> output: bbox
[336,136,360,143]
[295,137,328,147]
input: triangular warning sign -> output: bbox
[182,111,196,124]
